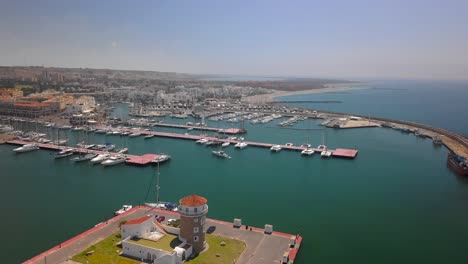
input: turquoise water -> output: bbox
[279,80,468,135]
[2,80,468,263]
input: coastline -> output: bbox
[241,85,367,103]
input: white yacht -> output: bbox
[301,148,315,156]
[144,134,154,139]
[196,138,209,144]
[71,153,98,162]
[153,154,171,164]
[54,148,74,159]
[128,133,141,137]
[101,155,126,166]
[117,148,128,154]
[317,144,327,150]
[221,142,230,147]
[212,150,231,159]
[270,145,282,152]
[90,154,110,164]
[321,149,332,158]
[114,205,132,215]
[13,144,39,153]
[234,142,248,149]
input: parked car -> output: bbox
[156,215,165,223]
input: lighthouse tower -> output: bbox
[178,194,208,254]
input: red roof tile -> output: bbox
[123,215,152,225]
[179,194,207,207]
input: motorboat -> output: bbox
[300,144,312,148]
[72,126,85,131]
[144,134,154,139]
[270,145,282,152]
[196,138,209,144]
[234,142,248,149]
[128,133,141,137]
[212,150,231,159]
[221,142,230,147]
[317,144,327,150]
[121,131,131,136]
[114,205,132,215]
[117,148,128,154]
[71,153,98,162]
[101,155,126,166]
[301,148,315,156]
[54,148,74,159]
[153,154,171,164]
[112,131,121,135]
[52,139,68,146]
[95,130,107,134]
[90,154,110,164]
[433,136,443,145]
[321,149,332,158]
[13,144,39,153]
[103,144,115,151]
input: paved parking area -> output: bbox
[25,206,293,264]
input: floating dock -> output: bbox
[98,127,359,158]
[152,123,246,134]
[6,140,160,166]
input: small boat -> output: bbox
[221,142,230,148]
[212,150,231,159]
[60,125,72,129]
[270,145,282,152]
[300,144,312,148]
[433,136,443,145]
[128,133,141,137]
[90,154,110,164]
[301,148,315,156]
[52,139,68,146]
[106,131,113,135]
[71,153,98,162]
[285,143,294,147]
[13,144,39,153]
[321,149,332,158]
[95,130,107,134]
[72,127,85,131]
[84,144,96,149]
[144,134,155,139]
[196,138,209,144]
[317,144,327,150]
[54,148,74,159]
[103,144,115,151]
[153,154,171,164]
[121,131,131,136]
[114,205,132,215]
[234,142,248,149]
[101,155,126,166]
[116,148,128,154]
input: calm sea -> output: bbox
[1,80,468,264]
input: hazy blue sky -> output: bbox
[1,0,467,79]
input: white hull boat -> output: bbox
[13,144,39,153]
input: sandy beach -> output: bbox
[241,85,366,104]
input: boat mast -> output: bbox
[156,161,160,204]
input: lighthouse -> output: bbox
[178,194,208,254]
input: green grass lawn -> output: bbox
[185,234,246,264]
[72,232,139,264]
[128,234,179,252]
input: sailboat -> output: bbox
[71,128,97,161]
[320,131,332,158]
[145,160,178,211]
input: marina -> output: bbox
[6,139,161,166]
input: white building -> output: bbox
[120,215,192,264]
